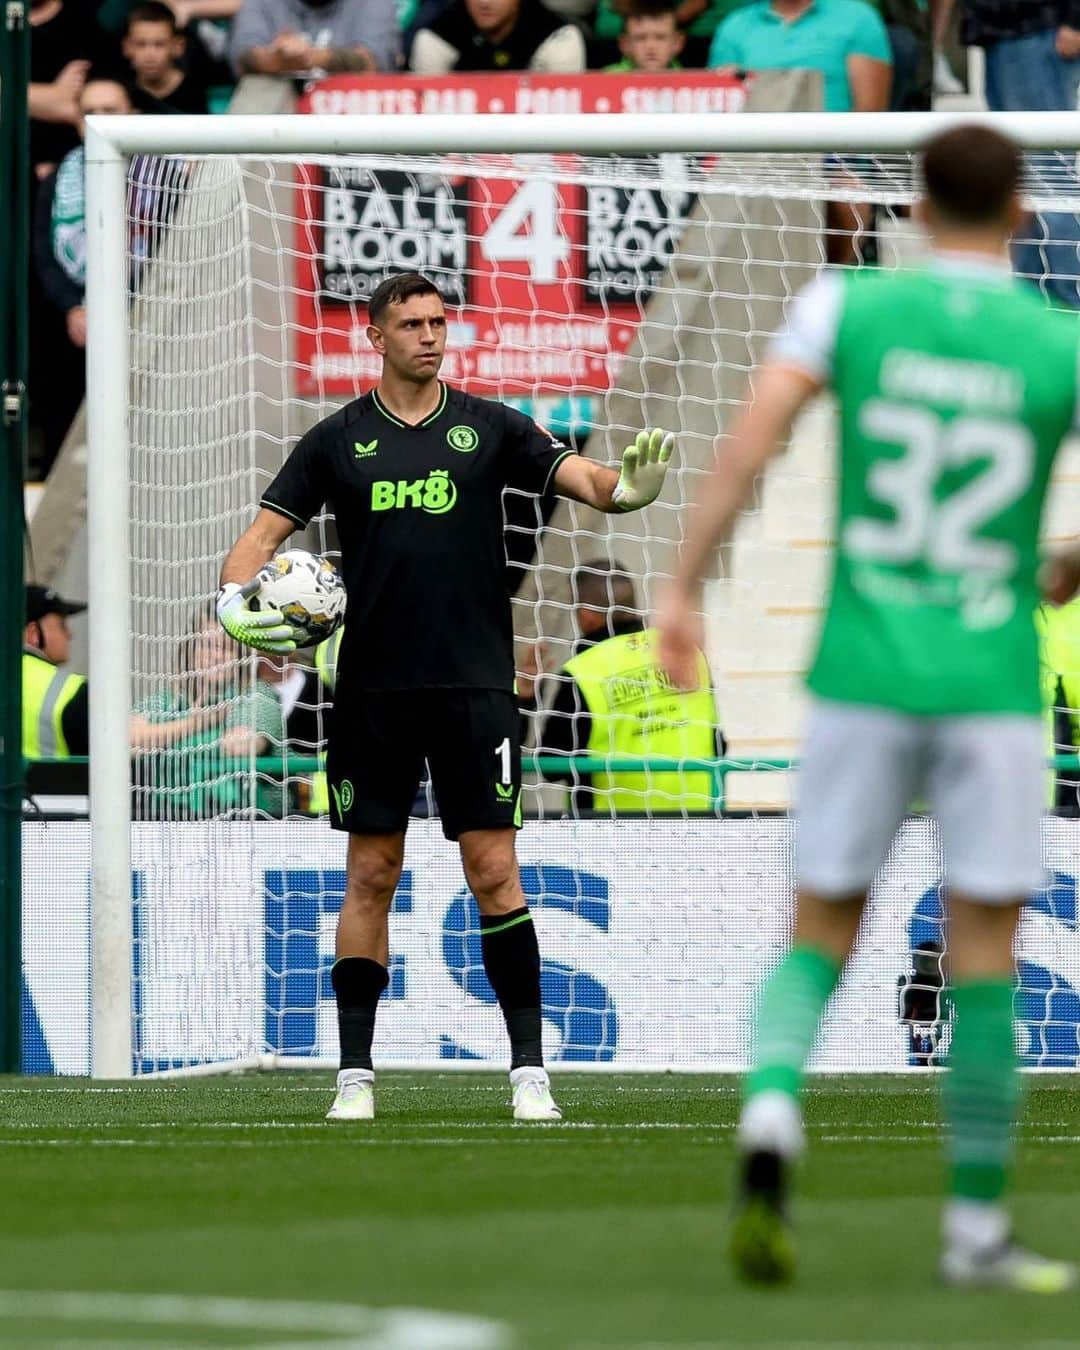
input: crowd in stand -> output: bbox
[29,0,1080,476]
[28,0,1080,476]
[23,0,1080,818]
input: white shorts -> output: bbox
[797,698,1045,902]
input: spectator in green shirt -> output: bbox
[707,0,891,110]
[132,609,285,819]
[709,0,890,264]
[605,0,685,68]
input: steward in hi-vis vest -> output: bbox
[1037,598,1080,814]
[22,584,89,759]
[564,626,717,814]
[533,560,722,815]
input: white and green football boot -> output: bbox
[325,1069,375,1122]
[941,1241,1078,1293]
[510,1067,562,1122]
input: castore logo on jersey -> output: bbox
[371,469,458,514]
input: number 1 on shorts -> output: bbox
[495,736,511,785]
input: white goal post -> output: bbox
[81,110,1080,1080]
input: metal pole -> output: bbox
[0,0,29,1074]
[84,124,134,1079]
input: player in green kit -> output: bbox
[657,124,1080,1291]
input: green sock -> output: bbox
[944,979,1019,1203]
[746,945,843,1102]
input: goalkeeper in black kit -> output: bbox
[217,272,675,1121]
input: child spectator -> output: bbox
[124,1,209,112]
[592,0,747,66]
[605,0,685,70]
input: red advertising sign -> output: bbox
[295,73,748,396]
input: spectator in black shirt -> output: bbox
[27,0,111,475]
[123,2,210,112]
[410,0,585,71]
[29,1,109,179]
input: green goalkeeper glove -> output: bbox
[611,429,676,512]
[217,578,297,654]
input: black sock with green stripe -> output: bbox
[480,907,543,1069]
[331,956,389,1072]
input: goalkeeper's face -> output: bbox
[368,294,448,386]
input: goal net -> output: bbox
[52,111,1080,1077]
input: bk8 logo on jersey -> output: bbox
[371,470,458,514]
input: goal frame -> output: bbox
[84,108,1080,1079]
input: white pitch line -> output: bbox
[7,1119,1078,1132]
[1,1120,743,1132]
[11,1133,1080,1149]
[0,1290,508,1350]
[0,1119,952,1131]
[0,1137,729,1148]
[0,1083,745,1093]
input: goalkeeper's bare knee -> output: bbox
[344,835,404,909]
[460,831,522,914]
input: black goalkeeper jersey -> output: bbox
[261,383,574,692]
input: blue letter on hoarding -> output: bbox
[264,870,411,1057]
[910,872,1080,1067]
[21,985,53,1075]
[441,864,618,1061]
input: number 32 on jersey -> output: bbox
[845,399,1034,579]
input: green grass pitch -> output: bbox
[3,1073,1080,1348]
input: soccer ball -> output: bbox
[252,549,346,648]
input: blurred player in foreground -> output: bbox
[217,271,674,1123]
[658,124,1080,1291]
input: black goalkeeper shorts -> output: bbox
[325,688,522,841]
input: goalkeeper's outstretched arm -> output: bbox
[554,428,676,512]
[217,507,298,654]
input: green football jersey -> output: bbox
[774,258,1080,715]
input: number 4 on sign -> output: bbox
[481,181,570,283]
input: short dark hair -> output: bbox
[80,71,136,104]
[574,558,638,615]
[622,0,680,22]
[367,273,444,326]
[921,125,1022,227]
[126,1,179,33]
